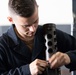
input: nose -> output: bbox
[29,24,35,32]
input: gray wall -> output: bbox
[0,24,71,35]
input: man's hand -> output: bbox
[48,52,71,69]
[29,59,48,75]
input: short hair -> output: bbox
[8,0,37,17]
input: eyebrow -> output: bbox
[33,18,38,23]
[21,18,38,27]
[25,18,38,26]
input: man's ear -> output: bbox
[7,17,13,23]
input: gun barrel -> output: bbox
[43,23,61,75]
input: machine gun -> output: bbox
[43,23,61,75]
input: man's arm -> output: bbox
[48,29,76,71]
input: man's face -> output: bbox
[8,6,39,41]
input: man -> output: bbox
[0,0,76,75]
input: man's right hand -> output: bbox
[29,59,48,75]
